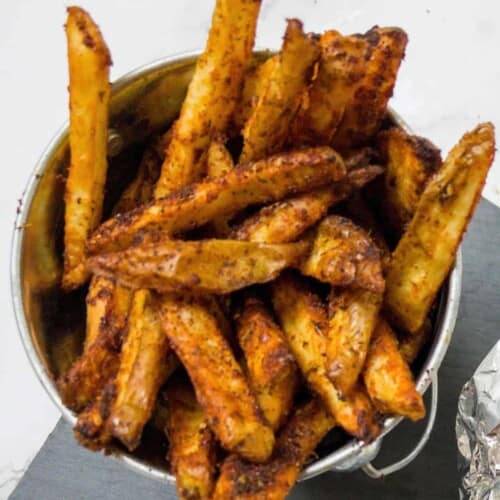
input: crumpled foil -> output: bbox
[456,340,500,499]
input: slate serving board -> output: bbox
[11,199,500,500]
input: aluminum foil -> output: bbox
[457,340,500,499]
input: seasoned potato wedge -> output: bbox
[154,0,261,196]
[106,290,174,451]
[300,215,385,294]
[326,288,382,396]
[331,27,408,150]
[292,31,369,145]
[159,294,275,462]
[213,399,335,499]
[232,55,278,132]
[166,378,217,500]
[272,273,381,441]
[236,293,298,430]
[399,319,432,364]
[378,127,441,232]
[89,239,310,295]
[57,280,132,411]
[240,19,320,162]
[63,7,112,289]
[207,135,234,179]
[87,147,346,254]
[364,318,425,420]
[385,123,495,333]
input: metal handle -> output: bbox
[362,371,439,479]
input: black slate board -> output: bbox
[11,199,500,500]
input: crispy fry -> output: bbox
[378,127,441,232]
[233,55,278,132]
[331,27,408,150]
[364,318,425,420]
[385,123,495,333]
[57,280,131,411]
[106,290,175,451]
[87,147,346,254]
[236,293,298,430]
[240,20,320,162]
[165,378,217,500]
[272,273,381,441]
[206,136,234,179]
[155,0,261,196]
[62,7,112,289]
[326,288,382,396]
[291,31,369,145]
[213,399,335,500]
[399,319,432,365]
[300,215,385,294]
[89,239,309,295]
[159,294,275,462]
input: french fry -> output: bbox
[89,239,309,295]
[106,290,176,451]
[165,378,217,500]
[87,147,346,254]
[385,123,495,333]
[232,55,278,132]
[63,7,112,289]
[213,398,335,500]
[291,31,369,145]
[378,127,441,232]
[363,318,425,420]
[231,165,383,244]
[206,135,234,179]
[57,280,131,411]
[240,20,320,162]
[155,0,261,196]
[159,294,275,462]
[272,273,381,441]
[299,215,385,294]
[326,288,382,396]
[331,27,408,150]
[236,293,299,430]
[399,319,432,365]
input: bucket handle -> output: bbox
[361,371,439,479]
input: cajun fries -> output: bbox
[54,2,497,497]
[62,7,112,289]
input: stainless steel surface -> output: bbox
[11,52,462,485]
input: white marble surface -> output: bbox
[1,0,499,498]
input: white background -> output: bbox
[1,0,499,497]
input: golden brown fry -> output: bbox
[331,27,408,150]
[232,55,278,132]
[399,319,432,365]
[155,0,261,196]
[291,31,369,145]
[159,294,275,462]
[62,7,112,289]
[326,288,382,396]
[57,280,132,412]
[213,398,335,500]
[90,239,309,295]
[206,136,234,179]
[166,378,217,500]
[385,123,495,333]
[378,127,441,232]
[106,290,175,451]
[300,215,385,294]
[364,318,425,420]
[240,20,320,162]
[236,293,298,430]
[272,273,381,441]
[87,147,346,254]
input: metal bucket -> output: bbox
[10,51,462,484]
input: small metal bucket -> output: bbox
[10,51,462,484]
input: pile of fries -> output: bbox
[56,3,495,499]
